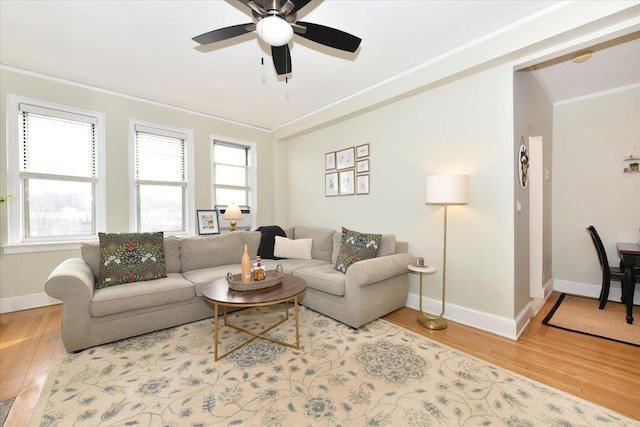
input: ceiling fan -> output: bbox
[192,0,362,76]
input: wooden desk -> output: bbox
[617,242,640,324]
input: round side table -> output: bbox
[408,264,446,330]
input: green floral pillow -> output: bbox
[335,227,382,273]
[97,232,166,289]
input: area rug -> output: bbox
[543,293,640,346]
[31,305,637,426]
[0,398,14,427]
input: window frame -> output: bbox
[4,95,106,254]
[128,120,195,236]
[211,137,257,230]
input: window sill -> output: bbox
[2,240,94,255]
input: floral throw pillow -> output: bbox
[97,232,166,289]
[335,227,382,273]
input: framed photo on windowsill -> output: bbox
[197,210,220,235]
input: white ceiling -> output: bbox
[1,1,638,131]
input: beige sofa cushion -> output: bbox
[164,236,182,273]
[294,264,346,296]
[378,234,397,257]
[180,233,244,271]
[91,273,194,316]
[294,226,336,262]
[241,231,261,258]
[81,242,101,279]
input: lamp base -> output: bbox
[417,312,447,330]
[229,220,237,232]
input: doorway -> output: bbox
[529,136,544,301]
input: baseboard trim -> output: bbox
[552,279,640,305]
[0,293,60,314]
[405,292,521,340]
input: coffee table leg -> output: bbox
[214,302,220,361]
[294,296,300,349]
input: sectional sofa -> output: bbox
[45,226,415,352]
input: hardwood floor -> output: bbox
[1,292,639,425]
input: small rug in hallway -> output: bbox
[31,305,637,426]
[543,293,640,346]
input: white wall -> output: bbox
[553,87,640,300]
[284,66,517,322]
[513,70,554,312]
[0,69,271,310]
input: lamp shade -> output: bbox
[425,174,469,205]
[222,204,243,220]
[256,15,293,47]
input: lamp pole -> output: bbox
[417,202,448,330]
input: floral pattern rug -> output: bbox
[31,305,636,426]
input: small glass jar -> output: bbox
[252,256,266,281]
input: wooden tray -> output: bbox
[227,265,284,291]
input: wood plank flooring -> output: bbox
[1,292,639,425]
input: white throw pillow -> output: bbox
[274,236,313,259]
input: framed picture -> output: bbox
[197,210,220,235]
[325,151,336,170]
[356,159,369,173]
[357,174,370,195]
[356,143,369,158]
[339,169,355,195]
[325,172,339,197]
[336,147,355,170]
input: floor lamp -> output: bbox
[422,174,469,330]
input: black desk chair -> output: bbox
[586,226,624,309]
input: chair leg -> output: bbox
[599,278,610,309]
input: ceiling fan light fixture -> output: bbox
[256,15,293,47]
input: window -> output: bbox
[6,95,105,247]
[130,122,194,234]
[213,140,252,209]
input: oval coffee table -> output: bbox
[202,274,307,361]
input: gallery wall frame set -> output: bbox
[325,143,370,196]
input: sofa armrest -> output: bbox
[345,253,416,288]
[45,258,95,303]
[45,258,96,352]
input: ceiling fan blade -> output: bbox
[295,21,361,52]
[272,44,292,75]
[238,0,267,16]
[279,0,295,16]
[192,23,254,45]
[290,0,312,14]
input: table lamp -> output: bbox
[222,203,243,231]
[423,174,469,329]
